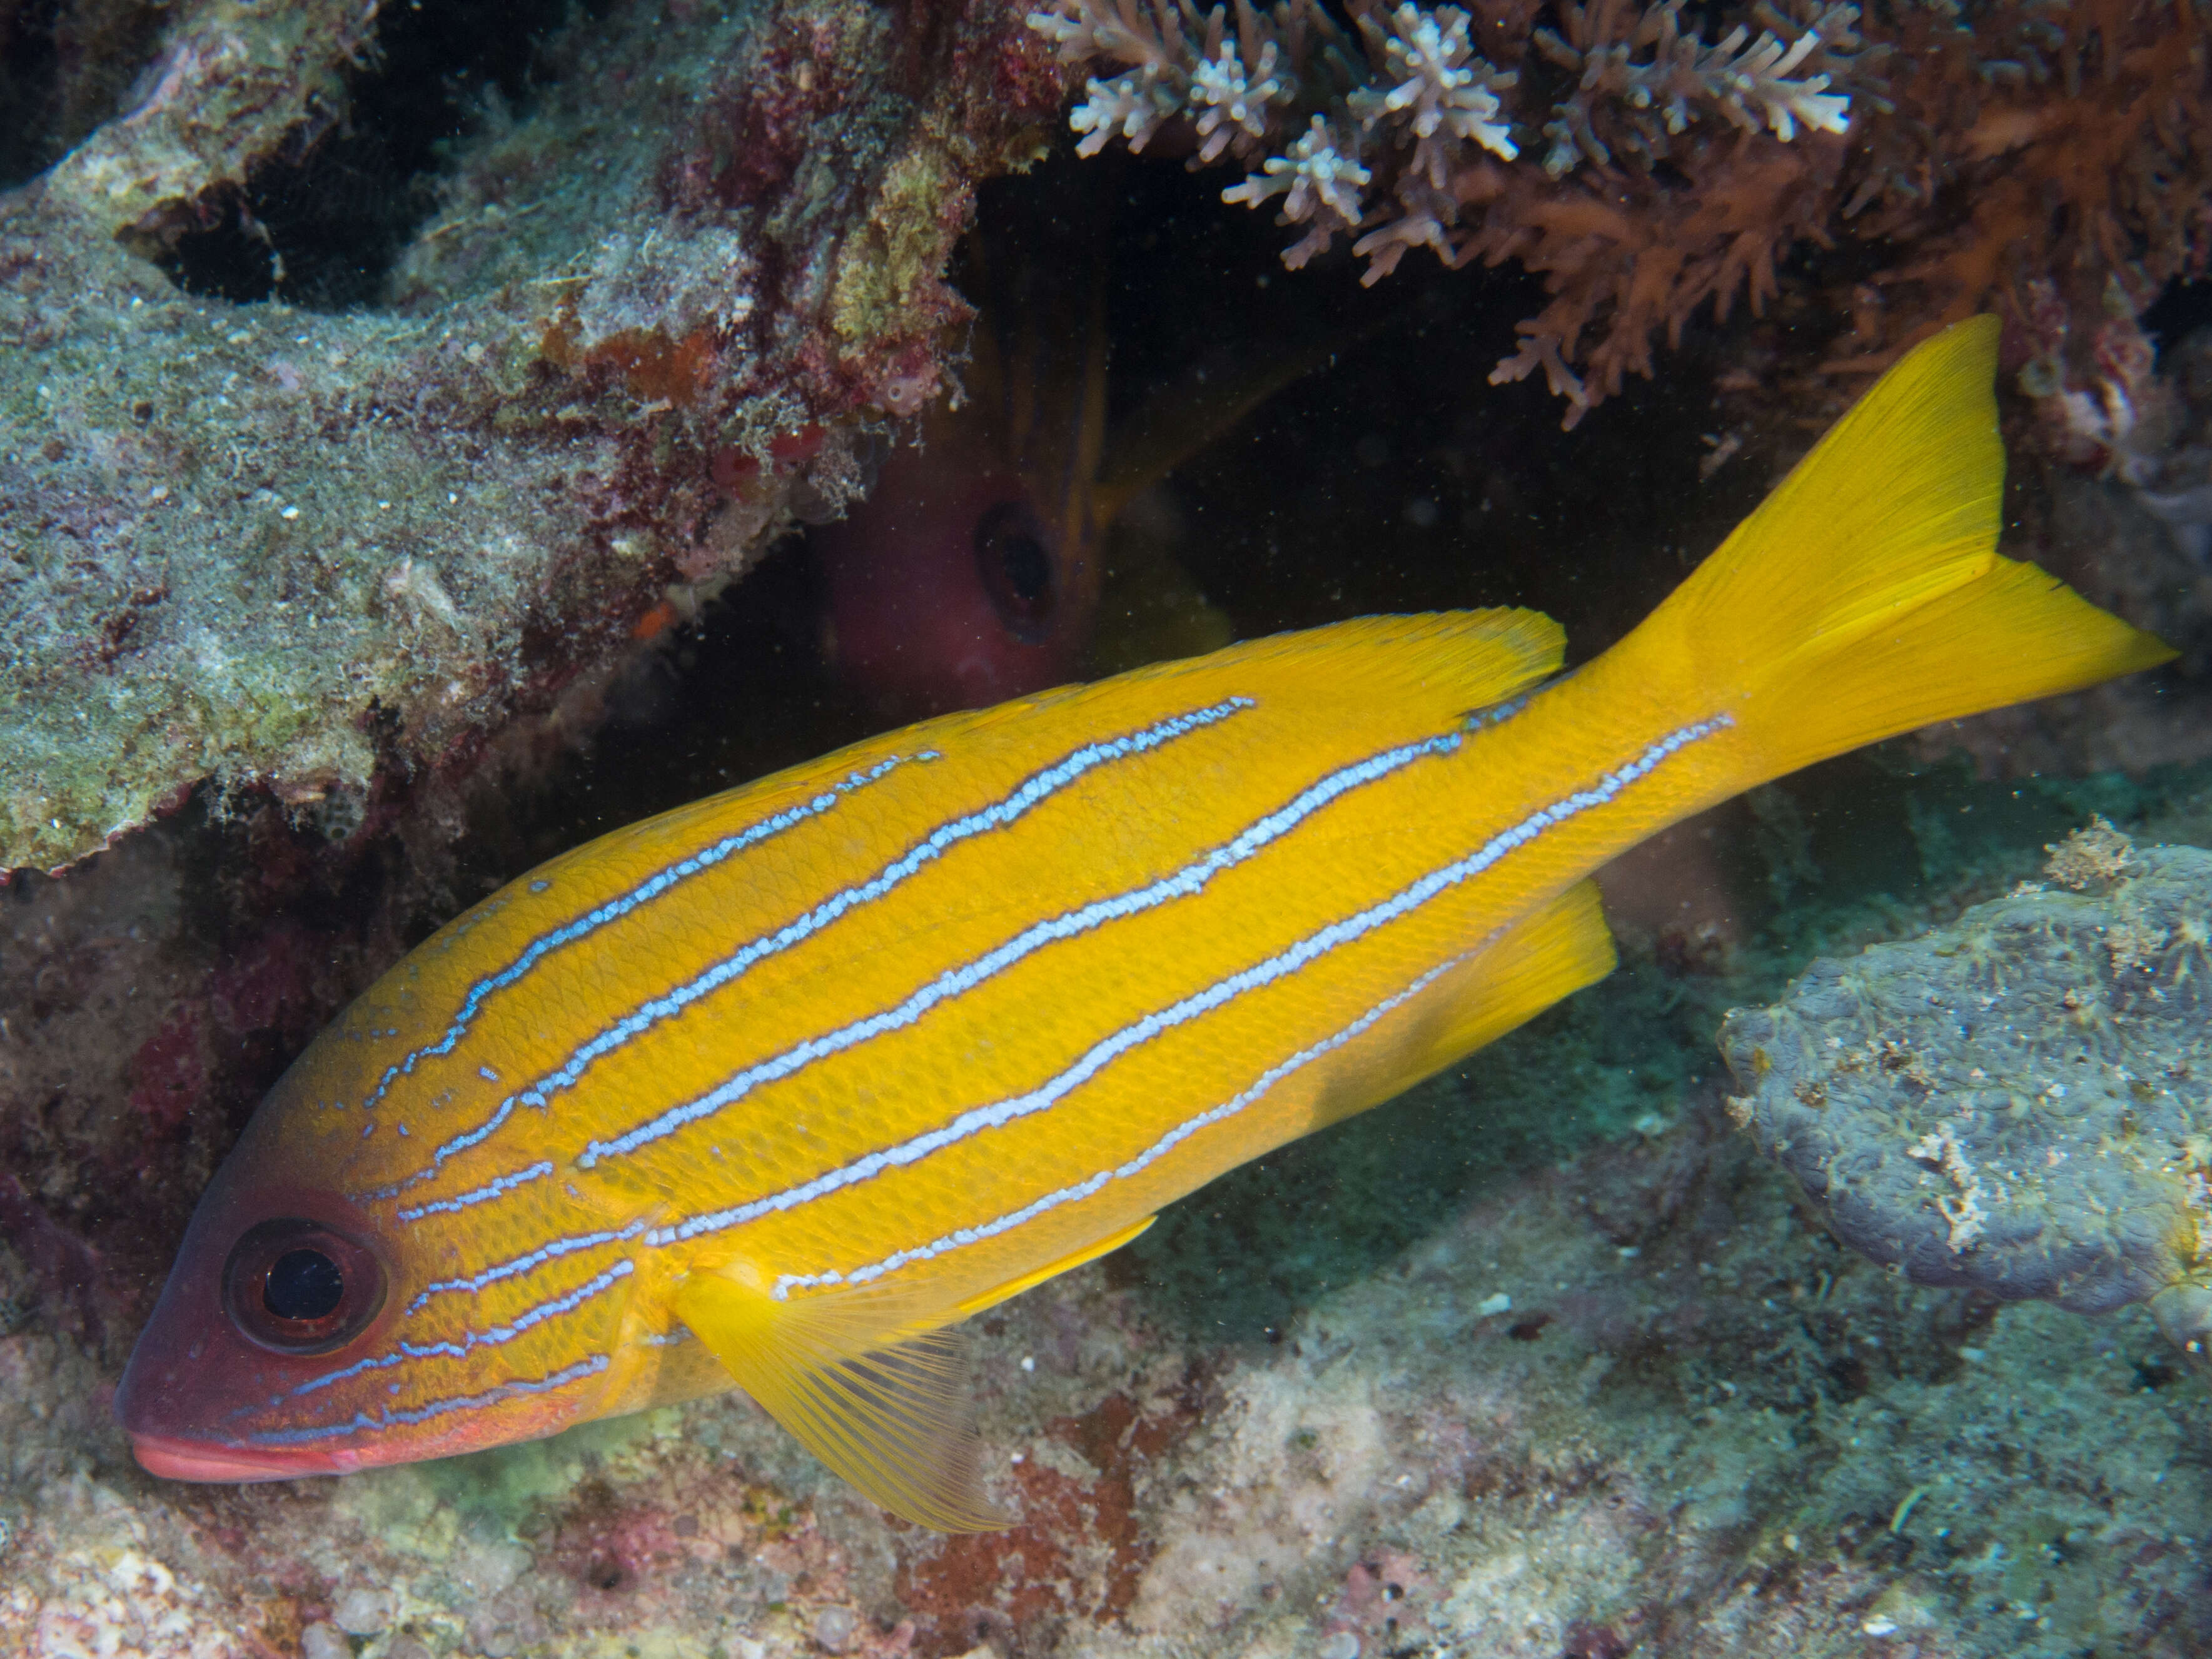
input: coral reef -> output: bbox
[1029,0,2212,425]
[1,0,1064,873]
[14,74,2212,1638]
[1721,823,2212,1353]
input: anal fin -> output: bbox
[954,1213,1156,1319]
[1310,879,1618,1132]
[1418,878,1617,1067]
[672,1271,1009,1532]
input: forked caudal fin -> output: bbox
[1601,315,2176,788]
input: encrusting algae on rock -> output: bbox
[1724,819,2212,1356]
[0,0,1068,874]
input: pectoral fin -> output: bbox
[672,1271,1009,1532]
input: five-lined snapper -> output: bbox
[118,320,2175,1530]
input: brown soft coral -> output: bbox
[1467,131,1845,420]
[1837,0,2212,381]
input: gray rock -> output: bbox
[1721,834,2212,1348]
[330,1585,393,1635]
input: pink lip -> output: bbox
[128,1432,346,1483]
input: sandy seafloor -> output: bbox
[8,763,2212,1659]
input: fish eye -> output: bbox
[222,1219,386,1354]
[974,499,1055,641]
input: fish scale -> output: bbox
[119,320,2178,1530]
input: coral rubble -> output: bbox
[1,0,1063,873]
[1722,824,2212,1353]
[1031,0,2212,424]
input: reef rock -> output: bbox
[1721,822,2212,1354]
[1,0,1064,873]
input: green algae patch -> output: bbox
[828,139,976,354]
[335,1408,675,1548]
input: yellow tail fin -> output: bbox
[1623,316,2174,780]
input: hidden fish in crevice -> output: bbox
[118,320,2174,1530]
[809,191,1326,719]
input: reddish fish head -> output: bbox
[812,411,1101,719]
[118,1123,402,1479]
[117,1052,629,1481]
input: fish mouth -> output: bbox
[127,1431,346,1483]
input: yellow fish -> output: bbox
[118,320,2172,1530]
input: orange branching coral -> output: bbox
[1465,138,1846,417]
[1030,0,2212,426]
[1841,0,2212,380]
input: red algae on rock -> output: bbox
[1,0,1064,873]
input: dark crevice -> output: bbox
[0,0,172,189]
[2144,277,2212,355]
[160,0,607,310]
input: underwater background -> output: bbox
[4,0,2212,1653]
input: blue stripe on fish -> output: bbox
[405,1221,649,1314]
[774,948,1476,1298]
[278,1261,634,1404]
[385,695,1256,1206]
[396,1262,635,1362]
[395,1160,554,1221]
[245,1355,612,1446]
[577,725,1467,1171]
[359,753,924,1114]
[649,714,1731,1247]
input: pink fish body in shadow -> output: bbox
[812,388,1104,717]
[812,256,1113,720]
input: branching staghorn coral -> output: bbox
[1029,0,2212,427]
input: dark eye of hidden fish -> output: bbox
[974,498,1054,640]
[222,1220,385,1354]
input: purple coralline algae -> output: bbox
[1,0,1064,874]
